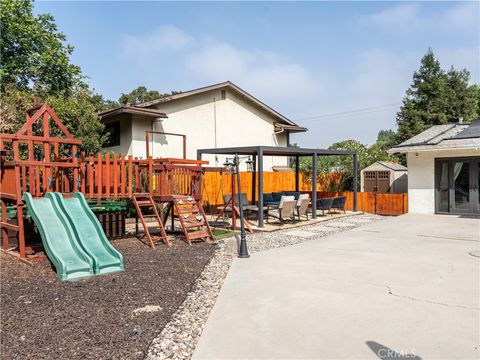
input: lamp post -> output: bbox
[223,154,250,258]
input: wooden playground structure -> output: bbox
[0,103,215,260]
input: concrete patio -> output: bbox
[193,214,480,359]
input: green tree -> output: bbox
[444,67,479,122]
[0,1,106,153]
[0,0,81,96]
[396,49,479,142]
[118,86,160,105]
[0,84,106,154]
[376,129,397,149]
[89,93,120,111]
[45,87,107,154]
[118,86,182,105]
[299,139,399,191]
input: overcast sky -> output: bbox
[35,1,479,147]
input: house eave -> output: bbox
[387,144,480,154]
[136,81,305,130]
[97,106,168,121]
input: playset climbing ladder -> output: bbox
[0,102,216,259]
[172,195,214,244]
[132,193,171,248]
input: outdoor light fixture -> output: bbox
[245,156,254,173]
[223,155,250,258]
[234,154,250,258]
[223,158,236,174]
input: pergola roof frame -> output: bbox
[197,146,358,228]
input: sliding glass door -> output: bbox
[435,157,480,215]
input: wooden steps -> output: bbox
[132,193,170,248]
[172,195,215,245]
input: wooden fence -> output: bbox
[201,171,408,216]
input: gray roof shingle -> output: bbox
[388,120,480,154]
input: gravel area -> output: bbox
[0,237,216,360]
[246,213,384,253]
[146,213,385,359]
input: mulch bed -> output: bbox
[0,237,216,360]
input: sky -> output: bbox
[34,1,480,148]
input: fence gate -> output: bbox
[364,171,390,193]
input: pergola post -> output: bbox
[311,153,317,219]
[257,147,264,227]
[251,156,257,204]
[295,155,300,192]
[353,153,358,212]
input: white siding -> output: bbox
[102,114,132,155]
[407,149,480,214]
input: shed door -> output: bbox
[364,171,376,192]
[363,171,391,193]
[376,171,391,193]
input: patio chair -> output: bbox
[263,193,278,206]
[316,197,334,216]
[296,194,310,221]
[267,195,296,224]
[223,193,257,216]
[331,196,347,213]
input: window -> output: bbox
[103,121,120,147]
[221,90,226,100]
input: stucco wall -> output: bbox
[128,89,289,170]
[102,114,132,155]
[407,149,480,214]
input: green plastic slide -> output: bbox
[53,192,124,275]
[22,192,94,281]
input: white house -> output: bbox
[98,81,307,170]
[388,120,480,215]
[360,161,408,194]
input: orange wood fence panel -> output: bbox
[201,171,408,215]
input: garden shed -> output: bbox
[361,161,408,194]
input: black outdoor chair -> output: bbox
[316,197,334,216]
[331,196,347,213]
[223,193,257,217]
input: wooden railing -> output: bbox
[1,152,205,202]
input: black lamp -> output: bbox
[223,155,250,258]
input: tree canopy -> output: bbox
[0,0,105,153]
[298,135,399,191]
[0,0,81,96]
[396,49,479,142]
[118,86,181,105]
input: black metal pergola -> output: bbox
[197,146,358,228]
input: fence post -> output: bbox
[353,153,358,212]
[311,153,317,219]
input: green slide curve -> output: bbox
[22,192,94,281]
[53,192,124,275]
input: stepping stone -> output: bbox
[345,218,373,223]
[283,230,317,238]
[323,221,356,228]
[133,305,162,315]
